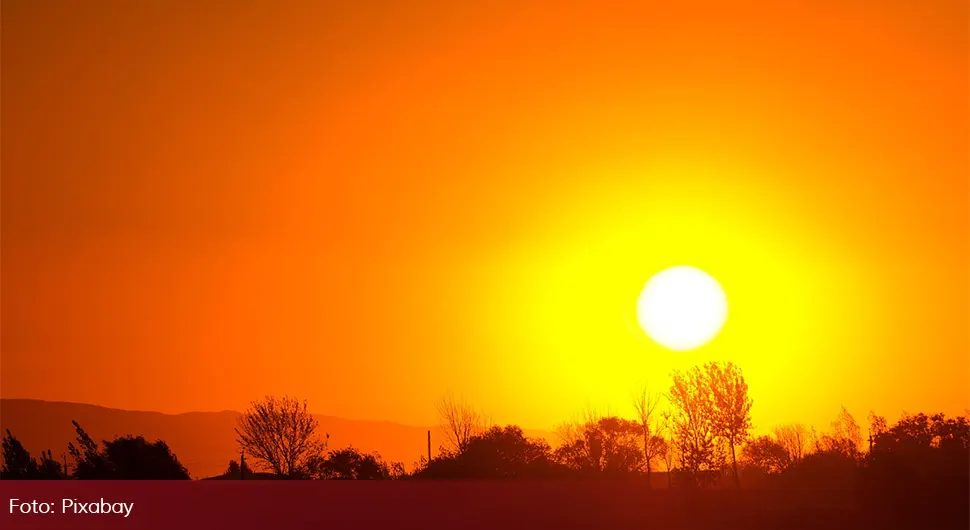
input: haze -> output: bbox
[2,0,967,434]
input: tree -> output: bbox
[1,430,67,479]
[68,421,114,479]
[742,435,790,474]
[668,367,723,485]
[420,425,558,479]
[831,406,863,453]
[863,412,970,526]
[704,361,753,486]
[783,448,859,489]
[867,411,888,451]
[67,421,188,479]
[235,395,328,478]
[867,412,970,486]
[36,449,66,479]
[2,430,37,479]
[658,411,676,488]
[102,436,190,479]
[773,424,810,463]
[554,416,644,475]
[815,407,862,458]
[320,447,392,480]
[632,386,663,486]
[225,458,252,479]
[436,392,487,454]
[388,461,407,479]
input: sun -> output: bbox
[636,266,728,351]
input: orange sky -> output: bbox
[3,0,968,435]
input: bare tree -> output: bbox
[704,361,753,487]
[817,406,863,457]
[809,426,821,453]
[235,396,328,478]
[658,411,676,488]
[773,423,810,463]
[831,406,863,451]
[632,386,662,487]
[436,392,486,454]
[809,407,864,458]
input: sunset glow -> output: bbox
[2,0,967,443]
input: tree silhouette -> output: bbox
[225,458,252,479]
[67,421,188,479]
[320,447,392,480]
[435,392,487,454]
[815,407,863,458]
[102,436,190,479]
[2,429,37,479]
[632,386,663,486]
[657,412,676,488]
[420,425,558,479]
[704,361,753,486]
[867,412,969,488]
[235,395,328,478]
[668,367,723,485]
[36,449,66,479]
[783,447,859,489]
[773,424,810,463]
[554,416,643,475]
[832,406,863,453]
[742,435,790,474]
[867,411,889,438]
[1,430,65,479]
[68,421,114,479]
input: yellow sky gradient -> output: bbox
[2,0,968,436]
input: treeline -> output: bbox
[2,420,190,479]
[3,361,968,494]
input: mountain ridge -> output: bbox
[0,398,558,479]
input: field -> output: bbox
[3,481,967,530]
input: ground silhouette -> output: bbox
[2,361,967,528]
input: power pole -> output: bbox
[427,430,431,463]
[240,449,246,480]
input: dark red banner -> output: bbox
[0,481,962,530]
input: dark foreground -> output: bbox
[1,481,966,530]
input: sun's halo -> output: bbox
[636,266,728,351]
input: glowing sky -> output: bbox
[3,0,967,434]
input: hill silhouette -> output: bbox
[0,399,556,478]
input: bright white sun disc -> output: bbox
[636,266,727,351]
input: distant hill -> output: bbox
[0,399,558,479]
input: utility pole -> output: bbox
[427,430,431,463]
[240,449,246,480]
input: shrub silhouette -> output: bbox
[101,435,191,479]
[68,421,189,479]
[555,416,644,476]
[865,412,969,491]
[1,430,65,479]
[419,425,562,479]
[225,458,252,478]
[320,447,393,480]
[742,435,790,474]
